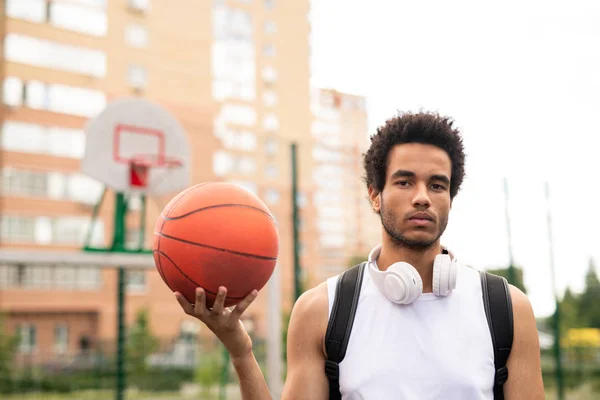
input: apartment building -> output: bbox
[0,0,377,363]
[308,88,380,283]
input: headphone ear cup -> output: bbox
[449,258,458,291]
[381,262,423,304]
[433,254,453,297]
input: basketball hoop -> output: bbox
[129,154,183,189]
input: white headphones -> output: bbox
[368,244,458,304]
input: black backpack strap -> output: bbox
[480,271,514,400]
[324,262,366,400]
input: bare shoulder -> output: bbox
[281,281,331,399]
[508,285,533,313]
[505,284,545,399]
[289,281,329,340]
[508,284,537,344]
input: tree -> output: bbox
[578,258,600,328]
[486,265,527,294]
[127,309,159,376]
[195,346,223,397]
[0,313,18,390]
[558,287,582,336]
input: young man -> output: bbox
[175,111,545,399]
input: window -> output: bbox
[17,80,106,117]
[125,229,142,250]
[211,40,255,101]
[238,157,256,175]
[296,192,308,208]
[17,324,37,353]
[0,216,36,242]
[54,266,78,289]
[262,66,278,83]
[212,5,255,102]
[264,188,280,205]
[54,266,101,290]
[265,164,278,179]
[320,234,346,248]
[263,91,278,107]
[213,150,235,176]
[49,2,107,36]
[128,65,148,89]
[217,129,257,151]
[217,104,257,126]
[4,34,106,77]
[313,146,343,163]
[54,324,69,354]
[0,265,101,290]
[263,114,279,131]
[70,0,107,7]
[125,23,149,47]
[264,21,277,34]
[263,44,276,57]
[1,168,48,197]
[66,174,103,204]
[128,0,150,13]
[48,127,86,158]
[264,137,278,155]
[126,270,146,292]
[1,122,86,159]
[5,0,45,23]
[52,217,104,246]
[3,77,23,107]
[213,8,253,40]
[0,216,104,245]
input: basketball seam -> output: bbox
[155,232,278,260]
[161,182,213,219]
[153,249,172,291]
[163,204,274,221]
[154,250,246,299]
[156,183,213,289]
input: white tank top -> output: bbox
[326,261,495,400]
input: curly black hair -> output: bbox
[363,111,466,199]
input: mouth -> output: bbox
[408,212,434,222]
[407,212,435,227]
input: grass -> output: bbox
[1,385,243,400]
[2,384,598,400]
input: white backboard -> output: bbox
[81,98,191,196]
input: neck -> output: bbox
[377,236,442,293]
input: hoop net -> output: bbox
[129,154,183,190]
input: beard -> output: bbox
[379,200,448,251]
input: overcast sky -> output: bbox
[309,0,600,318]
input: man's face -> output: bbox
[370,143,453,250]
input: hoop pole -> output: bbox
[84,186,107,250]
[112,192,129,400]
[138,194,147,251]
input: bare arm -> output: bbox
[176,287,271,400]
[281,283,330,400]
[504,285,545,399]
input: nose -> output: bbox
[411,183,431,208]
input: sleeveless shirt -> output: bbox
[326,261,495,400]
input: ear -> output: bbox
[368,185,381,214]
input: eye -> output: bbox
[431,183,447,191]
[396,181,410,187]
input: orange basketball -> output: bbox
[152,182,279,308]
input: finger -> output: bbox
[175,292,194,315]
[194,288,208,317]
[230,289,258,320]
[211,286,227,314]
